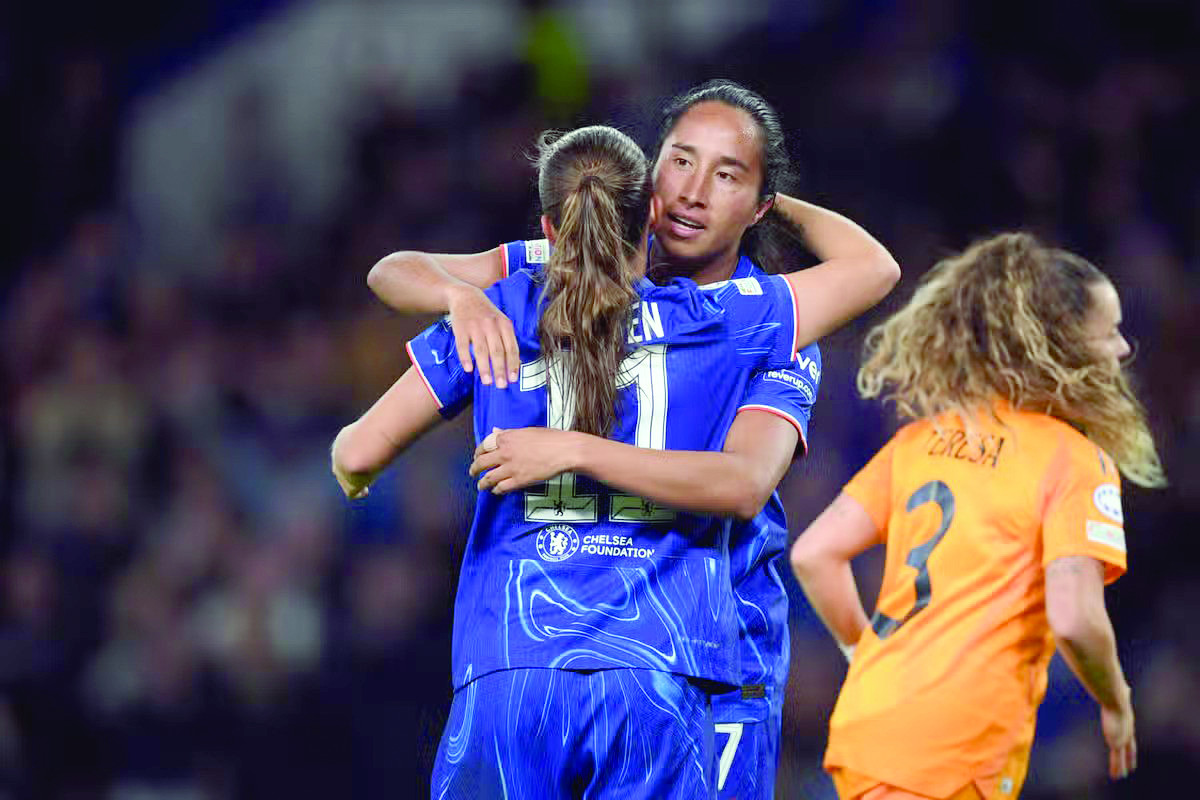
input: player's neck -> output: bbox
[650,243,741,285]
[689,251,741,285]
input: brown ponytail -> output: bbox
[535,126,652,436]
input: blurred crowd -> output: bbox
[1,1,1197,798]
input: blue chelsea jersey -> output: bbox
[406,241,801,690]
[719,258,821,722]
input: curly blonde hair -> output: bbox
[858,232,1165,487]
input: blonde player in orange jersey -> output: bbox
[789,232,1166,800]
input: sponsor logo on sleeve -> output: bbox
[1093,483,1123,524]
[762,369,815,403]
[795,353,821,382]
[1086,520,1126,552]
[525,239,550,264]
[536,524,579,562]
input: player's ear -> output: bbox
[752,192,775,225]
[540,215,557,245]
[647,195,663,233]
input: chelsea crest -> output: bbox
[536,524,580,562]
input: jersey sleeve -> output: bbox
[1041,436,1127,583]
[500,238,550,278]
[700,274,799,371]
[737,341,821,455]
[842,435,898,536]
[405,316,473,420]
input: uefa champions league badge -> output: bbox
[1092,483,1123,524]
[536,524,579,562]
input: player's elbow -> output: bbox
[1046,589,1105,648]
[1045,557,1108,648]
[789,534,823,581]
[332,426,376,478]
[731,491,766,521]
[366,252,402,295]
[729,469,774,520]
[870,247,901,297]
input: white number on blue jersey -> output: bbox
[518,356,599,522]
[611,345,674,521]
[714,722,744,791]
[519,345,676,523]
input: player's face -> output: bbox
[652,102,772,270]
[1082,279,1130,370]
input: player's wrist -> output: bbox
[560,431,589,474]
[1107,682,1133,714]
[444,281,482,314]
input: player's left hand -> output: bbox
[470,427,575,493]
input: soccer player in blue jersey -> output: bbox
[333,123,874,798]
[367,80,892,798]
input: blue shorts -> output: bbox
[432,667,717,799]
[711,689,781,800]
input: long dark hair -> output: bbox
[536,125,653,436]
[653,79,803,273]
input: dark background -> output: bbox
[2,1,1197,797]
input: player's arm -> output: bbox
[331,368,442,499]
[774,195,900,349]
[789,492,880,660]
[470,410,797,520]
[367,249,504,312]
[1045,555,1137,779]
[366,248,519,388]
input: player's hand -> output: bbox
[331,432,375,500]
[447,284,520,389]
[470,427,575,493]
[332,460,373,500]
[1101,688,1137,779]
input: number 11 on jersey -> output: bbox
[519,346,676,524]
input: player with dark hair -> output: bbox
[366,79,897,798]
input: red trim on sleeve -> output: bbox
[737,404,808,456]
[500,243,510,279]
[405,340,445,409]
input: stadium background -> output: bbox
[1,0,1197,797]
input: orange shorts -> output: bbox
[830,769,984,800]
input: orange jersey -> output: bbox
[825,405,1127,799]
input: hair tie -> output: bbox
[579,174,604,190]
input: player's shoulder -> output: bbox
[890,417,936,448]
[1000,408,1119,485]
[1007,408,1098,454]
[490,261,541,299]
[795,339,821,372]
[743,256,821,377]
[640,276,728,331]
[486,249,546,340]
[500,238,551,277]
[696,273,791,339]
[698,274,779,300]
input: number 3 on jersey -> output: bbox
[871,480,955,639]
[519,345,675,523]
